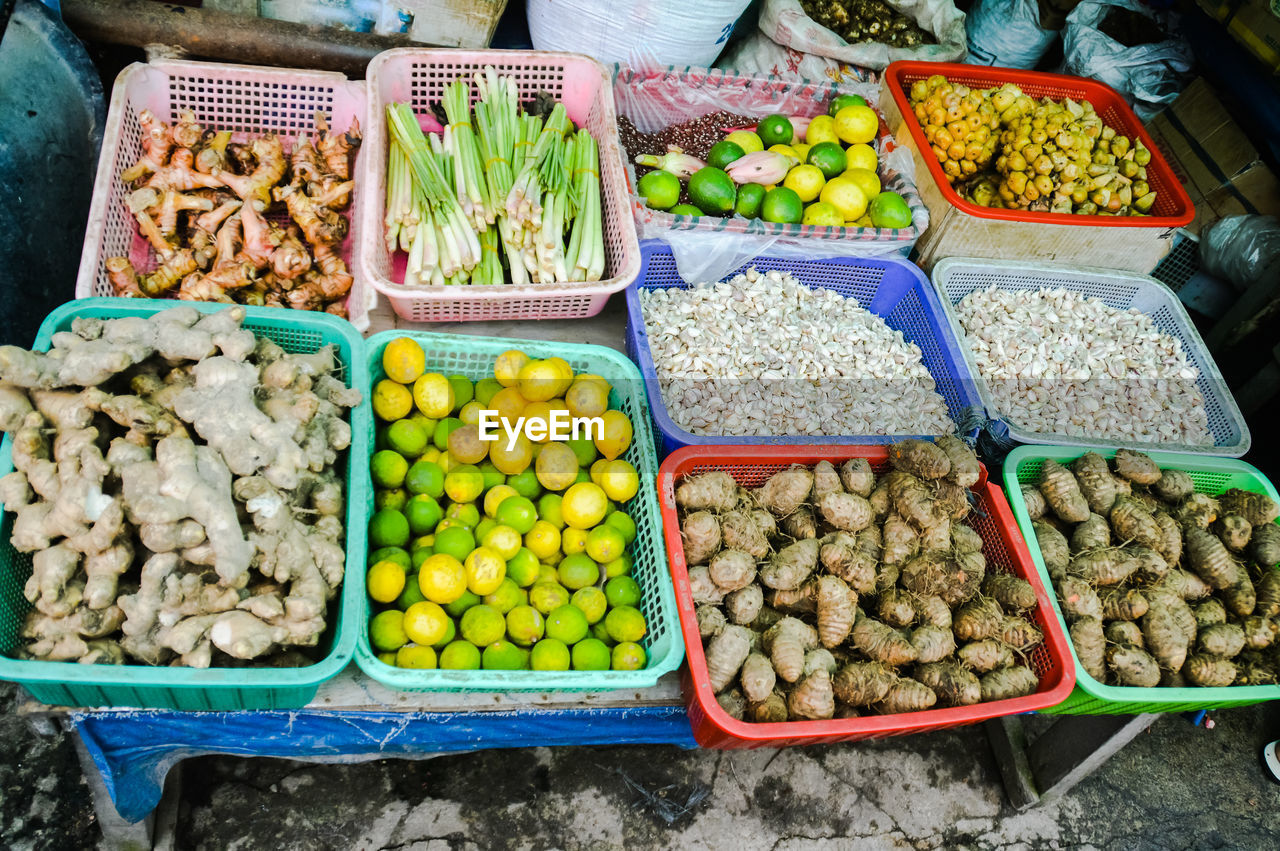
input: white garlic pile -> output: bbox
[639,268,955,436]
[955,286,1212,445]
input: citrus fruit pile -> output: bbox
[635,96,913,230]
[366,337,650,673]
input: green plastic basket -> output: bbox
[1003,444,1280,715]
[354,330,682,692]
[0,298,371,710]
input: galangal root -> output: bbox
[106,108,361,317]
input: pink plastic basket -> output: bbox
[74,60,373,328]
[360,48,641,322]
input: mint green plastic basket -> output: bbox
[354,330,682,692]
[1003,444,1280,715]
[0,298,371,710]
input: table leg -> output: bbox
[69,721,154,851]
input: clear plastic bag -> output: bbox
[1200,215,1280,293]
[1060,0,1192,121]
[613,65,929,283]
[965,0,1057,69]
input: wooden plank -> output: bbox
[984,716,1039,809]
[1025,713,1160,805]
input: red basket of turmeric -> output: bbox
[658,443,1075,748]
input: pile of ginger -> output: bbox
[0,306,359,667]
[106,108,360,316]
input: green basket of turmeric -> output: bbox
[1004,444,1280,715]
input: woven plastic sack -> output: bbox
[1061,0,1192,121]
[527,0,751,67]
[718,30,870,83]
[1200,215,1280,293]
[966,0,1057,69]
[754,0,967,72]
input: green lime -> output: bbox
[564,437,598,469]
[496,496,537,535]
[433,616,456,648]
[433,417,463,451]
[505,604,545,646]
[735,183,766,219]
[405,460,445,498]
[376,651,397,666]
[585,526,625,563]
[829,93,867,116]
[687,167,736,216]
[602,555,633,578]
[475,377,502,407]
[545,604,589,644]
[869,190,913,229]
[443,588,481,619]
[603,511,637,545]
[412,546,434,570]
[506,469,543,500]
[611,641,647,670]
[604,575,642,608]
[762,186,803,224]
[482,640,528,670]
[529,581,570,615]
[369,546,411,570]
[433,525,476,562]
[591,621,615,646]
[637,170,681,211]
[572,638,611,670]
[439,640,482,669]
[448,375,474,408]
[604,605,647,643]
[474,517,498,543]
[757,114,794,147]
[395,644,437,669]
[370,609,408,652]
[807,141,847,180]
[507,547,542,588]
[484,577,524,614]
[477,461,505,491]
[557,553,600,590]
[537,494,564,529]
[530,638,571,671]
[405,495,444,536]
[369,509,410,549]
[371,450,409,489]
[460,604,507,646]
[537,564,560,584]
[375,488,408,512]
[386,420,428,458]
[668,204,702,217]
[409,412,438,435]
[707,139,746,170]
[571,586,607,625]
[396,579,427,610]
[446,502,481,529]
[573,469,591,485]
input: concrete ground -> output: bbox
[3,680,1278,850]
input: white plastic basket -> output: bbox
[75,60,373,329]
[931,257,1250,457]
[359,48,641,323]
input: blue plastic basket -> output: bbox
[624,241,984,457]
[0,298,371,710]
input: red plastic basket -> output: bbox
[882,61,1193,229]
[658,445,1075,749]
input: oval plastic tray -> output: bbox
[1003,444,1280,715]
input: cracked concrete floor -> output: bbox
[4,680,1278,851]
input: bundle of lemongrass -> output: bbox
[384,69,606,286]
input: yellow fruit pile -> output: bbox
[366,338,648,673]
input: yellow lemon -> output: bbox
[598,459,640,503]
[834,104,878,145]
[544,357,575,396]
[594,410,633,461]
[382,337,426,385]
[458,400,485,425]
[443,465,485,503]
[844,167,881,202]
[396,645,438,669]
[589,458,611,488]
[413,373,455,419]
[372,379,413,422]
[417,553,468,604]
[489,433,534,476]
[805,115,838,146]
[783,164,825,203]
[517,359,562,403]
[566,379,609,420]
[724,130,763,154]
[845,142,878,173]
[855,214,874,227]
[791,142,811,163]
[768,144,798,158]
[573,373,612,396]
[525,521,562,561]
[484,484,520,518]
[367,560,406,604]
[482,525,522,560]
[494,349,530,388]
[561,526,588,555]
[562,482,609,530]
[535,442,580,491]
[402,601,450,646]
[820,176,868,222]
[520,400,556,444]
[489,387,528,424]
[464,546,507,596]
[446,423,489,465]
[802,201,843,227]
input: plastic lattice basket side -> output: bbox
[0,298,370,710]
[625,241,984,457]
[930,256,1250,457]
[1003,445,1280,715]
[353,330,682,691]
[660,445,1075,748]
[358,49,641,323]
[74,60,373,328]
